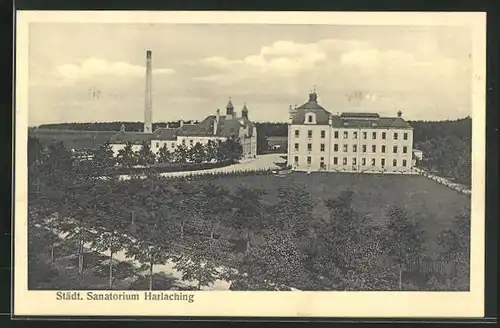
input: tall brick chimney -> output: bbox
[144,50,153,133]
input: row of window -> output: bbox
[294,156,408,167]
[295,129,409,141]
[294,143,409,154]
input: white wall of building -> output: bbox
[111,144,142,157]
[289,125,414,173]
[289,125,331,171]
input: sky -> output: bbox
[27,23,473,125]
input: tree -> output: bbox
[228,186,266,255]
[229,228,309,291]
[172,144,188,164]
[136,141,156,166]
[205,140,218,163]
[436,210,470,290]
[124,177,176,290]
[273,184,313,237]
[91,142,116,177]
[187,142,206,165]
[157,144,172,164]
[116,142,137,168]
[384,206,427,290]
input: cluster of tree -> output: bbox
[409,117,471,186]
[36,121,200,132]
[255,122,288,155]
[28,137,470,291]
[113,137,243,169]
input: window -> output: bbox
[381,158,386,167]
[393,159,397,166]
[353,144,357,152]
[294,156,299,163]
[308,130,313,138]
[156,142,159,147]
[371,158,376,166]
[372,145,376,153]
[307,143,312,151]
[382,145,386,153]
[404,133,408,140]
[372,132,377,139]
[320,144,325,152]
[189,139,194,146]
[321,130,325,138]
[362,145,367,153]
[382,132,386,140]
[393,146,398,153]
[403,159,407,167]
[334,131,339,139]
[308,115,313,123]
[343,131,348,139]
[343,144,348,152]
[171,143,175,148]
[294,143,299,151]
[353,131,358,139]
[363,132,367,139]
[352,157,357,165]
[182,139,186,145]
[295,130,299,137]
[403,146,408,154]
[343,157,348,165]
[362,158,366,166]
[333,157,338,165]
[334,144,339,152]
[307,156,312,165]
[393,132,398,140]
[320,157,325,168]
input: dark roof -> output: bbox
[152,128,178,141]
[290,93,332,125]
[109,131,154,144]
[330,115,412,129]
[340,112,380,119]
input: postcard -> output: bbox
[14,10,486,317]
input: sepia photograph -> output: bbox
[14,11,486,317]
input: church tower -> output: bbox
[242,102,249,120]
[226,97,235,119]
[144,50,153,133]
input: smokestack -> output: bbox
[144,50,153,133]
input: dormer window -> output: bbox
[305,112,316,124]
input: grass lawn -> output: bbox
[206,171,471,255]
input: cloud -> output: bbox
[54,58,176,82]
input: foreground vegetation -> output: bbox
[28,137,471,291]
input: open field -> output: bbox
[204,171,470,254]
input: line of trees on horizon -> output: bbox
[28,137,470,292]
[31,117,472,185]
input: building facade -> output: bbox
[288,92,414,173]
[109,99,257,160]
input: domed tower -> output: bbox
[242,102,249,120]
[308,90,318,103]
[226,97,235,118]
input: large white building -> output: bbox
[109,99,257,160]
[288,91,414,173]
[108,50,257,160]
